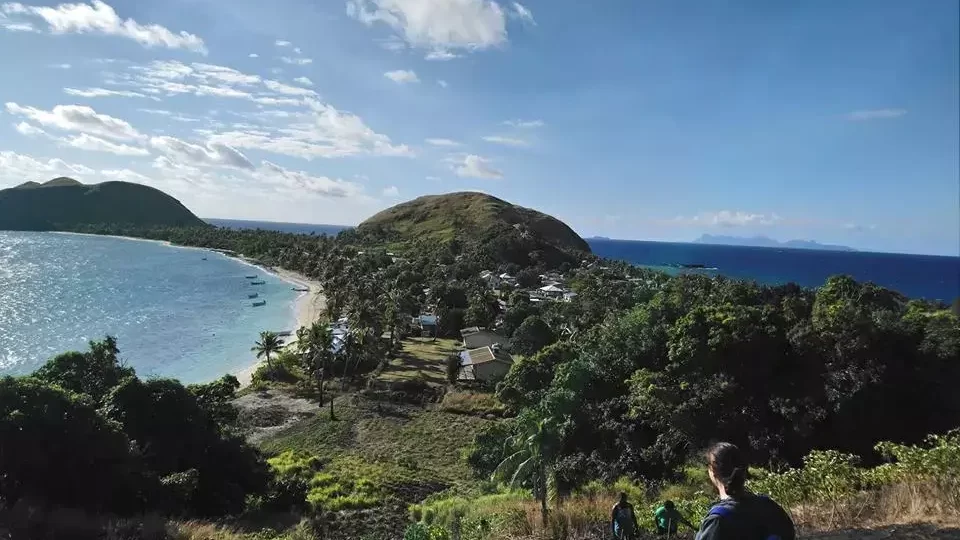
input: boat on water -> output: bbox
[275,330,293,337]
[252,300,267,307]
[248,293,259,299]
[292,287,309,292]
[245,275,257,279]
[250,280,266,285]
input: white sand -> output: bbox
[233,266,326,387]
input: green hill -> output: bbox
[0,178,205,230]
[359,192,591,261]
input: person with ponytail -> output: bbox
[695,442,795,540]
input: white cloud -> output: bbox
[425,49,459,61]
[293,76,314,86]
[347,0,507,52]
[451,154,503,179]
[425,138,460,146]
[426,175,440,181]
[191,63,261,85]
[280,56,313,65]
[251,96,303,106]
[510,2,534,24]
[210,102,412,159]
[14,121,46,136]
[293,47,301,54]
[150,136,254,170]
[384,69,419,83]
[382,185,399,197]
[0,150,94,185]
[845,109,907,121]
[1,18,35,31]
[673,211,783,227]
[482,135,528,147]
[275,39,291,47]
[6,102,143,141]
[503,118,543,128]
[437,79,448,88]
[1,0,207,53]
[65,87,148,98]
[259,160,362,198]
[100,168,151,182]
[248,53,259,58]
[49,63,71,69]
[264,79,317,96]
[64,133,149,155]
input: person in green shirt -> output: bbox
[654,500,695,536]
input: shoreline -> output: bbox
[49,231,325,386]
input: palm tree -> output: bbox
[297,322,334,407]
[492,416,559,528]
[251,331,285,373]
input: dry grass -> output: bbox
[378,337,460,386]
[790,480,960,534]
[440,390,505,417]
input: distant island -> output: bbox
[0,177,205,230]
[694,234,857,252]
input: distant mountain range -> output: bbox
[694,234,856,252]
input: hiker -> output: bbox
[610,492,639,539]
[654,500,694,535]
[695,442,796,540]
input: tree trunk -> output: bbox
[317,366,325,407]
[329,388,335,420]
[539,466,549,529]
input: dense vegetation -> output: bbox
[474,274,959,494]
[0,178,204,230]
[0,338,271,519]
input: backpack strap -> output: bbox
[707,504,733,518]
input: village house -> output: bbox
[412,314,439,337]
[460,326,509,350]
[458,344,514,382]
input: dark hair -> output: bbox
[619,491,628,501]
[706,442,747,496]
[664,500,675,509]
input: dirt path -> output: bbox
[234,388,318,444]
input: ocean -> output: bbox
[589,239,960,302]
[0,231,298,382]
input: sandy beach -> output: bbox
[233,266,326,386]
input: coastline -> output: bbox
[233,267,326,387]
[49,231,325,385]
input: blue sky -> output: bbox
[1,0,957,255]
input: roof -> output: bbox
[419,315,438,326]
[539,284,564,292]
[460,326,482,337]
[461,346,513,366]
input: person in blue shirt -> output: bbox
[695,442,796,540]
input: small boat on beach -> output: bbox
[250,280,266,285]
[252,300,266,307]
[248,293,259,299]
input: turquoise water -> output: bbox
[0,232,299,383]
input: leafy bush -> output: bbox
[267,451,386,512]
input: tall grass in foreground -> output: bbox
[408,431,960,540]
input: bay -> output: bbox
[0,231,298,382]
